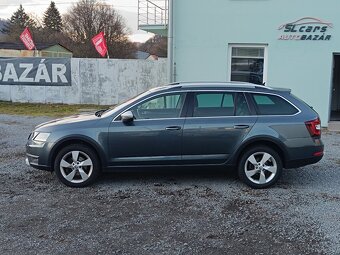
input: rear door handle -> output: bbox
[234,125,250,129]
[165,126,182,131]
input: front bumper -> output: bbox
[25,154,52,171]
[26,139,53,171]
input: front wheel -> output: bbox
[54,144,100,187]
[238,146,282,189]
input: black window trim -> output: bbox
[188,91,237,118]
[234,92,253,116]
[249,92,300,116]
[113,89,301,121]
[245,92,259,116]
[114,92,188,121]
[184,91,301,119]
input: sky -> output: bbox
[0,0,154,42]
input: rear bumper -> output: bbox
[284,137,324,169]
[285,154,323,169]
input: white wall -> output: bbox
[0,58,167,105]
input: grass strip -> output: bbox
[0,101,111,117]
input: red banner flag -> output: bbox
[20,27,36,50]
[92,32,108,57]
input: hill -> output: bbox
[0,19,7,34]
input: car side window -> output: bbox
[251,93,298,115]
[235,93,251,116]
[193,93,235,117]
[131,93,185,120]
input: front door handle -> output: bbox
[165,126,182,131]
[234,125,250,129]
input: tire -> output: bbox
[238,146,282,189]
[54,144,100,188]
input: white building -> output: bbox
[138,0,340,127]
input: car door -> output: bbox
[182,91,257,164]
[108,92,187,166]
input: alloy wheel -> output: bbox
[59,150,93,184]
[244,152,277,185]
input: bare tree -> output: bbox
[63,0,136,58]
[28,13,43,28]
[140,35,167,57]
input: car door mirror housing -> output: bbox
[121,111,134,122]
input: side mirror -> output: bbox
[121,111,134,122]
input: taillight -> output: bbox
[305,118,321,137]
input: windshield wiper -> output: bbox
[95,109,108,117]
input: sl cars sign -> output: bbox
[278,17,333,41]
[0,58,71,86]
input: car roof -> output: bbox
[156,82,291,93]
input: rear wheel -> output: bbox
[54,144,100,187]
[238,146,282,189]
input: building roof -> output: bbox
[0,42,72,52]
[135,50,151,59]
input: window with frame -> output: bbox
[235,93,251,116]
[251,93,298,115]
[131,93,185,120]
[193,92,235,117]
[230,47,265,85]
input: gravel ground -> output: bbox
[0,114,340,255]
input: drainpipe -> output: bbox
[167,0,174,83]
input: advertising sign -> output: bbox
[0,58,71,86]
[278,17,333,41]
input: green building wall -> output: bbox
[41,45,72,58]
[171,0,340,126]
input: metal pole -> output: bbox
[165,0,168,25]
[167,0,174,82]
[147,1,149,24]
[137,0,140,27]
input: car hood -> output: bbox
[35,114,100,130]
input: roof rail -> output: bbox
[268,87,291,93]
[170,81,272,89]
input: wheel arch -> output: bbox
[49,136,106,171]
[232,137,288,168]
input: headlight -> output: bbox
[32,132,50,142]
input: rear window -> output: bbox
[251,93,298,115]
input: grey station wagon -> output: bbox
[26,82,324,188]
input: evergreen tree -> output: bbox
[2,5,36,35]
[43,2,63,32]
[1,5,37,42]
